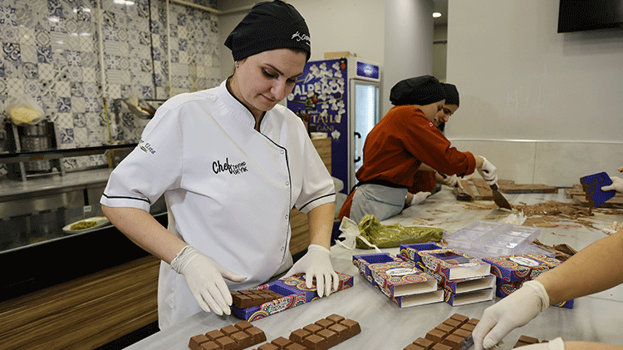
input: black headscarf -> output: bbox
[389,75,445,106]
[441,83,460,106]
[224,0,311,62]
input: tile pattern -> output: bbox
[0,0,219,176]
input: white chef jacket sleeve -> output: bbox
[294,135,336,214]
[100,105,183,212]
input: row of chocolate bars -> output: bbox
[352,242,574,308]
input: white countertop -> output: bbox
[123,187,623,350]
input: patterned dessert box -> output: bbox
[399,242,444,264]
[390,289,445,308]
[352,253,403,286]
[231,272,354,321]
[482,254,561,282]
[280,272,355,302]
[444,288,495,306]
[426,267,496,294]
[415,248,491,281]
[368,261,438,298]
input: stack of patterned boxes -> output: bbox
[352,252,444,308]
[483,253,574,308]
[400,243,496,306]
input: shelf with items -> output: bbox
[0,120,137,181]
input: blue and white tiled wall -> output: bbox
[0,0,220,176]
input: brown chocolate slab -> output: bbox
[272,336,292,348]
[441,334,463,350]
[289,328,311,344]
[326,314,345,323]
[466,318,479,325]
[339,318,361,337]
[303,323,323,334]
[435,324,454,334]
[205,330,225,341]
[315,318,335,329]
[405,344,426,350]
[451,328,471,340]
[517,335,539,344]
[231,331,252,348]
[442,318,462,330]
[425,329,447,343]
[189,334,210,350]
[317,328,339,347]
[198,342,220,350]
[459,323,475,333]
[247,326,267,343]
[413,337,435,349]
[235,320,253,330]
[258,343,280,350]
[302,333,328,350]
[449,314,469,325]
[284,343,307,350]
[327,323,349,342]
[431,343,453,350]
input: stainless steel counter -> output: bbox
[123,187,623,350]
[0,167,112,199]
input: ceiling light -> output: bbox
[432,12,442,18]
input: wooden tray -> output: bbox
[456,179,557,200]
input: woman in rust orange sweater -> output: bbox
[407,82,462,200]
[338,75,498,224]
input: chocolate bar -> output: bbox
[404,314,474,350]
[231,289,282,308]
[285,314,360,350]
[188,321,267,350]
[514,335,540,348]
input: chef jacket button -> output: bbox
[280,150,285,154]
[285,214,289,220]
[285,181,289,186]
[280,247,284,251]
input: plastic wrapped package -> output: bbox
[337,215,444,251]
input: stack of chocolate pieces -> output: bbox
[188,321,267,350]
[404,314,478,350]
[231,289,282,308]
[514,335,542,348]
[263,314,360,350]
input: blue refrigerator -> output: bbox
[287,57,381,194]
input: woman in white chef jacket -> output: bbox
[100,0,338,330]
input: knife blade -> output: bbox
[490,183,512,210]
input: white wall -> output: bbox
[445,0,623,186]
[383,0,434,116]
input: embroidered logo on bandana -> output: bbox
[212,158,248,175]
[291,31,311,46]
[428,121,435,130]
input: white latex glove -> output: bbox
[441,174,460,187]
[517,338,565,350]
[410,191,431,206]
[477,157,499,187]
[602,176,623,193]
[284,244,339,298]
[170,245,247,316]
[473,280,550,350]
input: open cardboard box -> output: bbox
[405,247,491,281]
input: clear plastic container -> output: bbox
[445,221,541,258]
